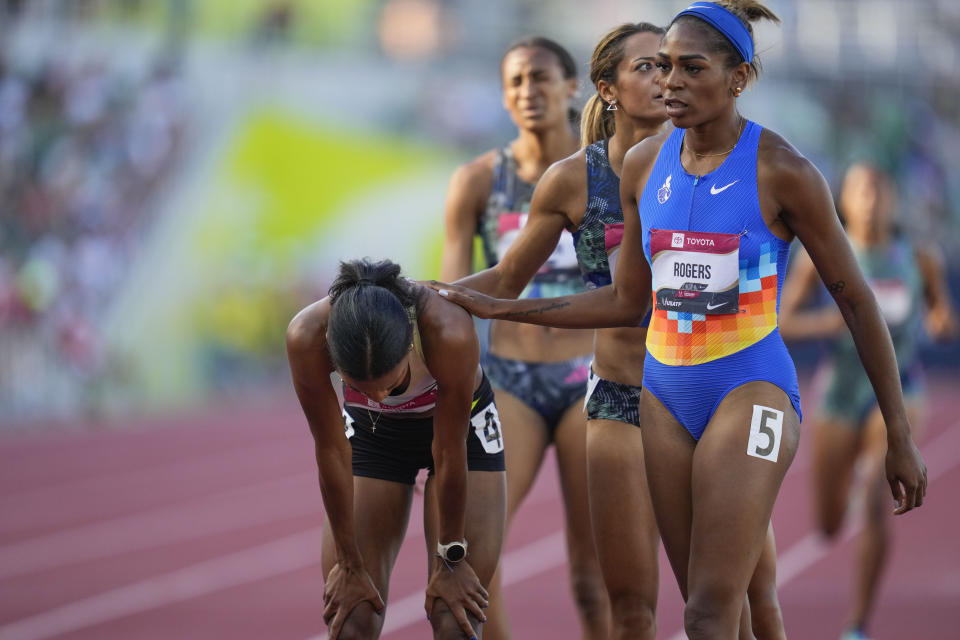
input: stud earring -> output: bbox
[606,101,618,111]
[734,87,743,97]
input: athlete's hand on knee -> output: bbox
[322,562,384,639]
[885,435,928,515]
[424,559,489,638]
[424,281,500,319]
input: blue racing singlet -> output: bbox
[636,121,801,439]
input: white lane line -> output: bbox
[306,531,568,640]
[0,529,322,640]
[0,472,315,580]
[664,422,960,640]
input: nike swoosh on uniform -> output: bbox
[710,180,739,195]
[706,300,728,310]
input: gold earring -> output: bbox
[734,87,743,97]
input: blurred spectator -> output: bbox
[0,50,186,419]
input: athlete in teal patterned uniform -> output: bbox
[781,163,958,640]
[821,237,923,424]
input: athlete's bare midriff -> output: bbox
[590,326,647,387]
[489,320,593,363]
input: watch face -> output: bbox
[446,544,466,562]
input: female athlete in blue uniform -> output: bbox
[430,2,927,637]
[780,163,957,640]
[438,22,785,639]
[439,37,602,639]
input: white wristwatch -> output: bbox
[437,539,468,563]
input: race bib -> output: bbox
[604,223,624,283]
[496,212,527,262]
[470,401,504,454]
[869,278,912,326]
[498,212,580,276]
[650,229,740,315]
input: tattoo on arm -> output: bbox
[503,300,572,319]
[827,280,845,295]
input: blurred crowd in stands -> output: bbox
[0,51,186,418]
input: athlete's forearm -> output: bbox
[315,443,364,566]
[491,285,648,329]
[431,445,468,543]
[455,266,528,300]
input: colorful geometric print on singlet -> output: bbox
[573,139,626,289]
[479,147,585,298]
[639,120,790,366]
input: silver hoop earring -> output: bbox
[606,101,618,111]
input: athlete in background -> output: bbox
[780,163,957,640]
[440,36,605,639]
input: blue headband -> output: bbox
[675,2,753,64]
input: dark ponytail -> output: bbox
[327,259,416,380]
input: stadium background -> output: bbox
[1,1,958,638]
[1,0,957,420]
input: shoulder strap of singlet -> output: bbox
[662,127,685,171]
[584,139,606,199]
[491,146,518,196]
[406,305,425,361]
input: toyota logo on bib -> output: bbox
[671,232,685,248]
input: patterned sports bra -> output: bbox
[478,146,586,299]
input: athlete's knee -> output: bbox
[430,601,481,640]
[684,600,727,640]
[684,589,740,639]
[335,603,382,640]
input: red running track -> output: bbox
[1,374,958,640]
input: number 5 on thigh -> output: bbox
[747,405,783,462]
